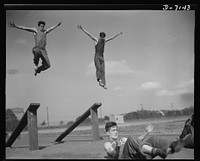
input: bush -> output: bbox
[124,106,194,121]
[6,109,20,132]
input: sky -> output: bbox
[6,9,195,125]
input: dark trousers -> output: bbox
[183,134,194,148]
[121,135,170,159]
[94,53,105,85]
[121,136,150,159]
[32,46,51,73]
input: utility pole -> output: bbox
[171,103,173,110]
[171,103,175,119]
[141,104,144,111]
[99,106,103,123]
[46,106,49,127]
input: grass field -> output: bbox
[5,115,194,159]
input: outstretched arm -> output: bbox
[8,21,36,33]
[105,32,122,43]
[46,22,62,34]
[77,25,97,42]
[138,124,154,141]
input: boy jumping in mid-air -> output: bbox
[77,25,122,89]
[9,21,62,76]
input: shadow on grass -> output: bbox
[53,136,104,145]
[53,139,93,145]
[6,145,50,150]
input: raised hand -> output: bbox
[145,124,154,133]
[77,25,83,30]
[8,21,16,28]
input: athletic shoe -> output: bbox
[99,83,107,90]
[156,149,167,159]
[99,80,107,89]
[103,85,108,90]
[170,139,184,153]
[34,67,38,76]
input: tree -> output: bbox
[59,120,64,125]
[67,121,74,126]
[6,109,20,132]
[104,115,109,121]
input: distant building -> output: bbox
[109,114,124,124]
[10,107,24,121]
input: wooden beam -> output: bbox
[27,109,39,150]
[55,103,102,142]
[90,107,100,141]
[6,103,40,148]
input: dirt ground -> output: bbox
[5,116,194,159]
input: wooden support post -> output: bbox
[55,103,101,142]
[27,108,38,150]
[90,107,100,141]
[6,103,40,148]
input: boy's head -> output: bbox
[105,121,118,140]
[38,21,46,30]
[99,32,106,39]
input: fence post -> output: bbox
[27,108,39,150]
[90,107,100,141]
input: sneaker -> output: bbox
[98,80,103,86]
[170,139,184,153]
[99,81,107,90]
[103,85,108,90]
[34,67,38,76]
[155,149,167,159]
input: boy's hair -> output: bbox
[38,21,46,27]
[105,121,117,132]
[100,32,106,38]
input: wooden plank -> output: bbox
[90,107,100,141]
[6,103,40,147]
[55,103,102,142]
[27,110,39,150]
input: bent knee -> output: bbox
[43,64,50,70]
[127,135,138,144]
[32,48,39,53]
[43,62,50,69]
